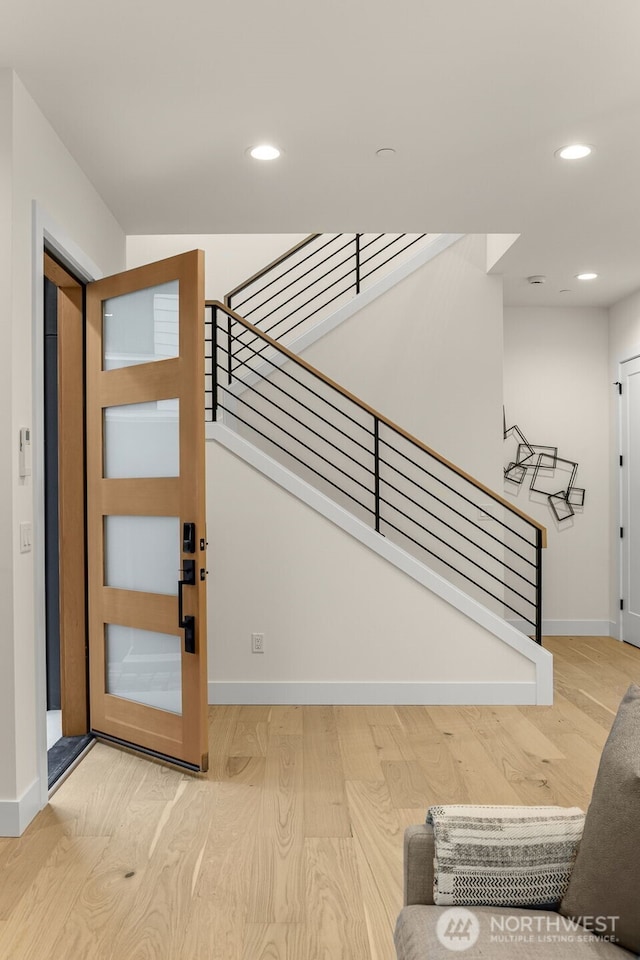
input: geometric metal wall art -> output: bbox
[504,417,585,523]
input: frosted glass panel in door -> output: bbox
[104,399,179,478]
[103,281,179,370]
[106,624,182,714]
[104,516,180,595]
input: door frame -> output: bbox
[32,203,104,807]
[43,251,87,737]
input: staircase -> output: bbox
[206,234,552,705]
[224,232,461,356]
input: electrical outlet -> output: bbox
[251,632,265,654]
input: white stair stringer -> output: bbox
[208,422,553,706]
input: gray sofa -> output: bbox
[395,684,640,959]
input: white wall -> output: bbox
[298,235,504,491]
[487,234,520,272]
[208,442,537,698]
[503,307,610,633]
[608,289,640,632]
[0,70,17,816]
[1,71,125,832]
[126,234,306,302]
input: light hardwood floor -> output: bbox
[0,636,638,960]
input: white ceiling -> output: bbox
[2,0,640,307]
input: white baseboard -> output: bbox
[209,681,539,706]
[0,777,42,837]
[508,619,616,638]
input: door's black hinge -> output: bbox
[620,527,624,539]
[620,598,624,611]
[620,455,624,467]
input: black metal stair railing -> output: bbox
[224,233,431,375]
[205,301,546,644]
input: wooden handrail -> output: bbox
[207,300,547,548]
[225,234,322,303]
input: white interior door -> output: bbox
[620,356,640,648]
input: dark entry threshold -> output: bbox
[47,734,94,789]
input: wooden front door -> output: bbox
[85,251,208,770]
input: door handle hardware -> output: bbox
[199,537,208,551]
[200,568,208,581]
[179,559,196,654]
[181,559,196,585]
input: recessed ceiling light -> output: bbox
[375,147,396,159]
[555,144,592,160]
[248,144,281,161]
[576,272,598,280]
